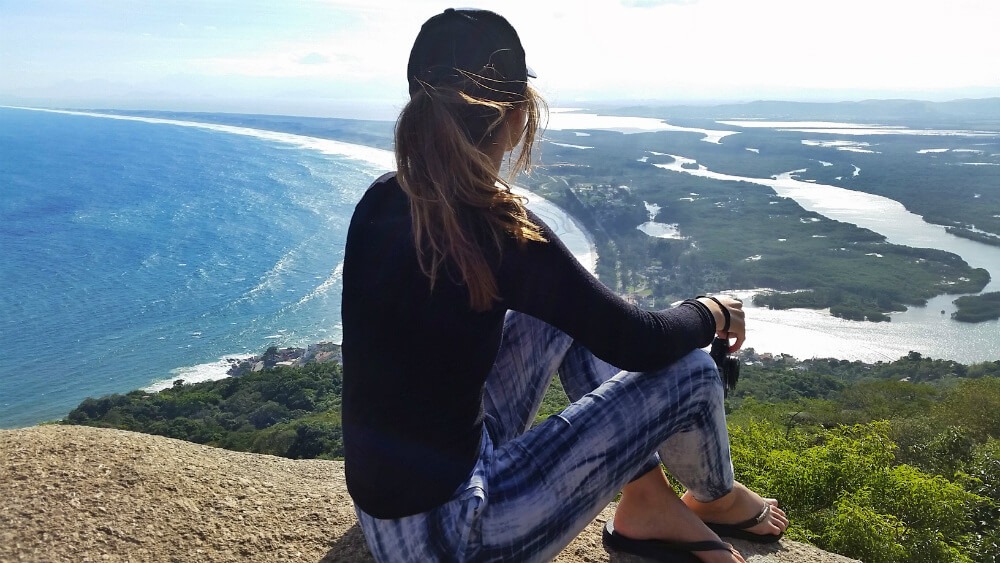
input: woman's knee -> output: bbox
[669,348,724,394]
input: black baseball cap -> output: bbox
[406,8,536,102]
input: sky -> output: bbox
[2,0,998,119]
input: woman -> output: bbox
[341,8,788,562]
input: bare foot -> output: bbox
[682,482,789,539]
[613,470,746,563]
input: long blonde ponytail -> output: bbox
[395,81,548,311]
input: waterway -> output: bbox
[652,156,1000,363]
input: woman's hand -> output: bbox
[697,296,745,352]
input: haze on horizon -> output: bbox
[2,0,998,120]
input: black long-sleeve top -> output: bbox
[341,173,715,518]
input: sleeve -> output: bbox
[496,216,716,372]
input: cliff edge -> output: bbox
[0,425,859,562]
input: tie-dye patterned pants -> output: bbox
[355,311,735,562]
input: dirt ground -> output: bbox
[0,425,859,562]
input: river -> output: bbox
[650,153,1000,363]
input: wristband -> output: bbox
[698,295,730,334]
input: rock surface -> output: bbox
[0,425,860,562]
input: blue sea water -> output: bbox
[0,108,382,428]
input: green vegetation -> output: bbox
[952,292,1000,323]
[727,354,1000,562]
[947,227,1000,248]
[724,376,1000,563]
[65,361,345,459]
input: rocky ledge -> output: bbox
[0,425,859,562]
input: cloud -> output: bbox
[298,52,329,65]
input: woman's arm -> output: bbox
[497,219,729,371]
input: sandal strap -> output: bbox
[731,503,770,529]
[604,520,735,555]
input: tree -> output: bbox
[286,420,342,459]
[933,377,1000,441]
[248,401,289,429]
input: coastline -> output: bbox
[4,106,397,171]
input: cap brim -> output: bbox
[526,64,537,79]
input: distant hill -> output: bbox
[603,97,1000,127]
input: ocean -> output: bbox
[0,107,598,429]
[0,107,387,428]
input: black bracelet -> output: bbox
[698,295,730,333]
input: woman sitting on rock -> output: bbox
[340,8,788,562]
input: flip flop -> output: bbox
[602,520,736,562]
[705,503,783,544]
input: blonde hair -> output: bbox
[395,78,548,311]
